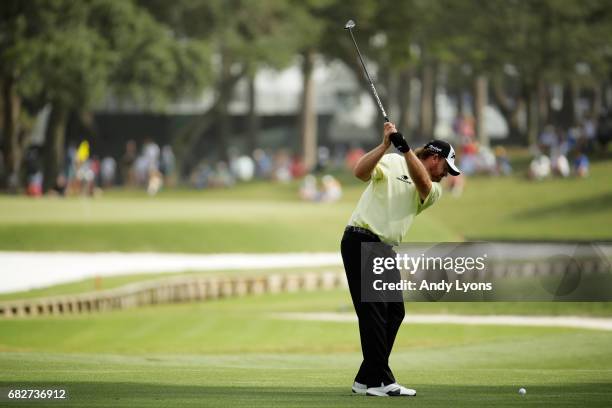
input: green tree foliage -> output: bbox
[140,0,325,166]
[3,0,612,189]
[0,0,212,190]
[351,0,612,141]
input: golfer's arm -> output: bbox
[403,150,432,201]
[353,143,389,182]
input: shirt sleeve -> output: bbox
[371,154,395,182]
[417,182,442,214]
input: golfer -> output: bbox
[341,122,460,397]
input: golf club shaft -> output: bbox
[347,28,389,123]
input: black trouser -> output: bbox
[340,228,405,388]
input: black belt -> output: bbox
[344,225,399,246]
[345,225,380,240]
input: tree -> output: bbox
[311,0,381,147]
[141,0,317,171]
[464,0,612,143]
[0,0,53,190]
[0,0,211,191]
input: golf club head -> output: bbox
[344,19,355,30]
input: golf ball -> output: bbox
[518,388,526,396]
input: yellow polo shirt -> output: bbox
[348,153,442,244]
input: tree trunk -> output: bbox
[43,104,68,192]
[474,74,489,147]
[1,76,22,191]
[397,67,413,132]
[299,49,317,171]
[217,48,232,160]
[593,83,602,119]
[174,66,245,176]
[492,76,524,142]
[559,80,575,129]
[525,87,539,146]
[457,88,464,117]
[603,81,612,112]
[246,69,259,153]
[420,62,435,138]
[386,67,399,123]
[537,80,549,127]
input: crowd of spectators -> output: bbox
[120,138,176,195]
[528,120,595,181]
[189,145,355,202]
[19,110,608,198]
[22,136,359,200]
[445,113,603,196]
[24,138,176,197]
[452,114,513,178]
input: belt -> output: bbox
[344,225,380,240]
[344,225,399,246]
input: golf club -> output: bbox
[344,19,389,123]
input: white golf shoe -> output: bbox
[351,381,367,395]
[366,382,416,397]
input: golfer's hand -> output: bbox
[383,122,397,148]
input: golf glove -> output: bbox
[390,132,410,153]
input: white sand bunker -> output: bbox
[0,251,342,294]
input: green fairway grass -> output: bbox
[1,352,611,407]
[0,196,458,252]
[1,289,612,353]
[1,290,612,407]
[1,158,611,252]
[1,154,611,406]
[427,159,612,241]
